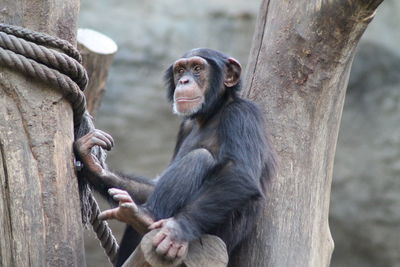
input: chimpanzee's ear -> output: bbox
[224,58,242,87]
[164,65,175,102]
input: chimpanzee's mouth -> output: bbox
[175,96,202,103]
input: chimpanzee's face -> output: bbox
[172,56,210,116]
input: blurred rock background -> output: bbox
[79,1,400,266]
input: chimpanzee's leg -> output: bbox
[115,148,214,266]
[116,226,142,267]
[144,148,215,220]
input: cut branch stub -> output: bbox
[77,28,118,116]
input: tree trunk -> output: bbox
[0,1,84,266]
[233,1,384,266]
[77,28,118,116]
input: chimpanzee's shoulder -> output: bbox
[222,97,264,124]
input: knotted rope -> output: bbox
[0,23,119,264]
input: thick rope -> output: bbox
[0,24,119,265]
[89,192,119,263]
[0,46,85,126]
[0,23,82,63]
[0,31,88,90]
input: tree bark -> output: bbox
[0,1,84,266]
[233,0,384,266]
[77,28,118,116]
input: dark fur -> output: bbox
[96,49,276,266]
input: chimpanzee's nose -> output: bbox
[179,77,190,84]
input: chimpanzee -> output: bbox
[74,48,276,266]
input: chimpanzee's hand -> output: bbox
[98,188,154,234]
[73,129,114,176]
[149,218,189,260]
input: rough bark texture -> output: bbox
[231,0,384,266]
[77,28,118,116]
[0,1,84,266]
[123,230,228,267]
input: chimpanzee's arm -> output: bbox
[81,169,155,204]
[74,129,155,204]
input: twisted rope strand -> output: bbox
[0,46,85,126]
[89,193,119,265]
[0,23,82,63]
[0,32,88,90]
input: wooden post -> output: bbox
[122,230,228,267]
[77,28,118,116]
[0,1,84,266]
[231,0,385,266]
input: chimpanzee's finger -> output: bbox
[165,242,180,259]
[155,236,172,255]
[152,231,167,247]
[93,131,112,150]
[79,132,94,142]
[176,243,188,258]
[108,188,130,196]
[97,129,114,147]
[113,194,132,203]
[149,220,165,230]
[74,133,96,153]
[120,203,139,213]
[94,130,112,149]
[98,208,119,220]
[89,137,108,150]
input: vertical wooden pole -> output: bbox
[0,1,84,266]
[232,0,384,266]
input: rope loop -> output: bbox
[0,24,88,126]
[0,23,82,62]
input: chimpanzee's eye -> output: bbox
[193,65,201,72]
[178,68,185,74]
